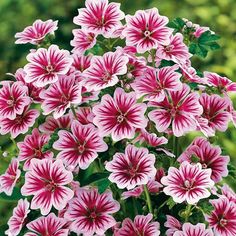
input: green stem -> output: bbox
[184,204,192,222]
[132,197,138,215]
[173,136,178,158]
[144,185,153,214]
[71,105,77,120]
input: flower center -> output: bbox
[96,18,105,27]
[184,180,194,190]
[46,64,54,74]
[219,218,228,227]
[34,149,42,158]
[202,163,208,169]
[117,114,125,123]
[144,30,151,38]
[102,72,112,82]
[60,94,69,104]
[45,180,57,192]
[90,211,97,219]
[170,107,177,117]
[78,145,85,154]
[6,99,15,107]
[15,116,23,124]
[164,45,174,53]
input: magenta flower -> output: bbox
[0,108,39,138]
[148,84,203,137]
[73,0,125,37]
[15,19,58,45]
[65,188,120,236]
[199,93,231,133]
[21,159,74,215]
[5,199,30,236]
[161,161,214,204]
[39,75,82,119]
[93,88,148,141]
[221,184,236,204]
[178,137,229,182]
[121,186,144,199]
[132,65,182,102]
[105,145,156,190]
[173,223,213,236]
[164,215,182,236]
[71,106,94,125]
[0,159,21,196]
[25,213,69,236]
[206,197,236,236]
[53,120,108,169]
[83,51,129,91]
[204,71,236,94]
[116,214,160,236]
[71,29,96,54]
[17,128,54,170]
[24,45,73,87]
[0,81,31,119]
[71,54,92,74]
[123,8,171,53]
[39,114,72,134]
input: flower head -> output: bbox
[106,144,156,190]
[21,159,74,215]
[65,188,120,236]
[164,215,182,236]
[161,161,214,204]
[15,19,58,44]
[93,88,148,141]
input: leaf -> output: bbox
[0,187,23,201]
[94,178,111,194]
[166,197,176,210]
[83,172,110,186]
[228,164,236,179]
[167,17,185,31]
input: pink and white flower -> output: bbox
[21,159,74,215]
[0,159,21,196]
[148,84,203,137]
[206,197,236,236]
[123,8,171,53]
[132,65,182,102]
[73,0,125,37]
[15,19,58,44]
[156,33,192,63]
[71,29,96,54]
[199,93,231,133]
[164,215,182,236]
[83,51,129,91]
[116,214,160,236]
[105,145,156,190]
[178,137,229,182]
[0,108,39,138]
[5,199,30,236]
[39,114,72,134]
[25,213,69,236]
[221,184,236,204]
[24,45,73,87]
[65,188,120,236]
[17,128,54,170]
[173,223,213,236]
[71,106,94,125]
[204,71,236,94]
[0,81,31,119]
[93,88,148,141]
[161,161,214,204]
[53,120,108,169]
[39,75,82,119]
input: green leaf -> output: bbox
[0,187,23,201]
[166,197,176,210]
[167,17,185,31]
[83,172,110,186]
[228,164,236,179]
[94,178,111,193]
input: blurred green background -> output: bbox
[0,0,236,230]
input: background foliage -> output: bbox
[0,0,236,229]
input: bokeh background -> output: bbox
[0,0,236,230]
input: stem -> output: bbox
[184,204,192,222]
[71,105,77,120]
[132,197,138,215]
[144,185,153,214]
[173,136,178,158]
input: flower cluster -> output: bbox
[0,1,236,235]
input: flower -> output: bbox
[0,159,21,196]
[178,137,229,182]
[53,120,108,169]
[105,144,156,190]
[173,223,213,236]
[5,199,30,236]
[156,33,192,63]
[199,93,231,134]
[83,51,129,91]
[164,215,182,236]
[206,197,236,236]
[15,19,58,44]
[39,114,72,134]
[93,88,148,141]
[17,128,54,170]
[21,159,74,215]
[71,29,96,53]
[116,214,160,236]
[148,84,203,137]
[73,0,125,37]
[65,188,120,236]
[221,184,236,204]
[123,8,171,53]
[161,161,214,204]
[71,106,94,125]
[71,54,92,74]
[24,45,73,87]
[204,71,236,94]
[0,108,39,138]
[0,81,31,119]
[25,213,69,236]
[132,65,182,102]
[39,75,82,119]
